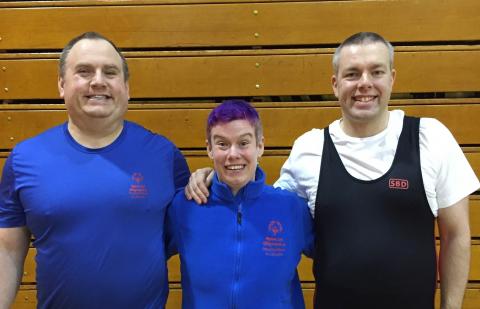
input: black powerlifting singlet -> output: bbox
[313,116,436,309]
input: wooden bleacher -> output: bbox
[0,0,479,308]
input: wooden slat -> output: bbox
[1,149,478,189]
[20,243,480,285]
[298,244,480,282]
[465,151,480,182]
[13,285,183,309]
[166,288,182,308]
[1,48,480,99]
[21,248,183,284]
[13,287,36,309]
[0,1,318,8]
[0,104,479,149]
[13,286,480,309]
[471,197,480,238]
[0,0,478,49]
[304,287,480,309]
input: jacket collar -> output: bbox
[211,166,265,203]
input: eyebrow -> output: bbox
[74,63,121,70]
[343,63,387,72]
[103,64,121,71]
[212,132,254,140]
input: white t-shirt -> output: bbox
[274,110,480,217]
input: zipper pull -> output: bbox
[237,211,242,225]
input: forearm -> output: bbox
[439,234,470,309]
[0,249,25,308]
[0,227,30,309]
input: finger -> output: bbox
[206,170,214,186]
[187,177,208,204]
[184,176,195,200]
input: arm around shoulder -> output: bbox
[0,226,30,309]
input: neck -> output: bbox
[67,118,124,148]
[340,112,390,138]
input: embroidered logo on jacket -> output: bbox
[262,220,286,257]
[389,178,409,190]
[129,172,149,199]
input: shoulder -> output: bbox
[419,117,450,132]
[288,128,324,159]
[15,123,64,150]
[171,189,194,211]
[262,185,307,206]
[125,121,179,150]
[294,128,324,147]
[261,186,310,221]
[172,189,188,204]
[418,117,457,150]
[11,124,65,161]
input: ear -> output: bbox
[206,139,214,159]
[390,69,396,87]
[257,136,265,159]
[331,74,339,98]
[58,77,65,99]
[125,81,130,100]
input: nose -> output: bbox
[358,72,373,88]
[90,70,106,87]
[227,145,241,159]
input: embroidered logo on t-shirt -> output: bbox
[262,220,286,257]
[389,178,409,190]
[129,172,149,199]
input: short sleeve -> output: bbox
[419,118,480,214]
[0,153,26,227]
[274,129,323,217]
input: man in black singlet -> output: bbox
[185,32,479,309]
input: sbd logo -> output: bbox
[389,178,409,190]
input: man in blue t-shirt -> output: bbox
[0,32,190,309]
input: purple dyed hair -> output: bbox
[207,99,263,143]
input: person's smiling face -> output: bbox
[208,119,264,195]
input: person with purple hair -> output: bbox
[166,99,313,309]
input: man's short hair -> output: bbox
[59,32,129,81]
[332,32,394,74]
[207,99,263,143]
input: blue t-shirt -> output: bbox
[0,121,190,309]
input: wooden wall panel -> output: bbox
[297,244,480,283]
[303,287,480,309]
[13,288,36,309]
[471,197,480,238]
[1,103,479,149]
[0,0,478,49]
[1,49,479,99]
[14,286,480,309]
[2,0,479,307]
[21,244,480,285]
[1,150,478,188]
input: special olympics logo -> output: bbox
[132,172,144,183]
[268,220,283,236]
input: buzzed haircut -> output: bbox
[207,99,263,143]
[59,31,129,81]
[333,32,394,74]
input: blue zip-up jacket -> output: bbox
[167,167,314,309]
